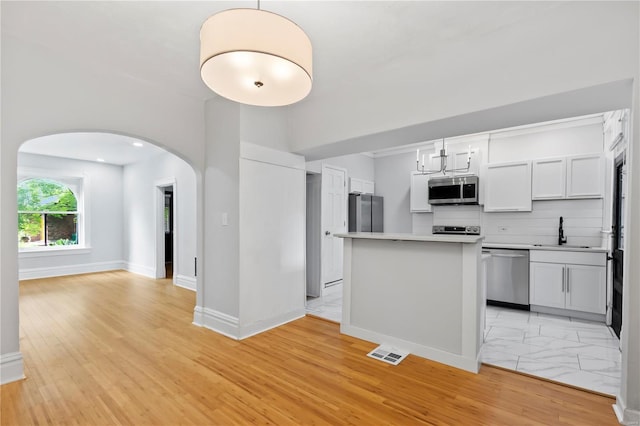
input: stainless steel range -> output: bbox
[432,225,481,235]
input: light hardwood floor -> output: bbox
[1,271,618,425]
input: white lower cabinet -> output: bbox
[530,262,565,309]
[565,264,606,314]
[529,250,606,315]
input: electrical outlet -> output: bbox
[222,213,228,226]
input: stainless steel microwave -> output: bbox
[428,175,479,205]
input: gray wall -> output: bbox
[374,152,414,233]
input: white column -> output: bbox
[614,77,640,424]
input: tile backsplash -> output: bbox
[413,199,605,247]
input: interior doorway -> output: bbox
[305,165,347,323]
[155,178,177,281]
[320,165,347,289]
[611,155,625,338]
[164,188,174,279]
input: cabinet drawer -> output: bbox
[530,250,606,266]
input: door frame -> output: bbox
[320,164,348,293]
[155,177,177,283]
[611,153,625,338]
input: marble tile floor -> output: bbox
[481,306,621,396]
[305,282,342,323]
[304,290,620,396]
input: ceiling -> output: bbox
[2,1,632,162]
[1,1,561,103]
[19,133,167,166]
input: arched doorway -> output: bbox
[17,131,199,290]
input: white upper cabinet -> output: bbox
[566,154,604,199]
[410,172,431,212]
[362,180,375,195]
[451,149,480,176]
[428,146,477,176]
[349,177,375,194]
[483,161,532,212]
[532,157,566,200]
[531,154,603,200]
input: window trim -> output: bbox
[19,246,92,258]
[17,167,88,251]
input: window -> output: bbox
[18,178,79,248]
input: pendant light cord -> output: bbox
[257,0,261,10]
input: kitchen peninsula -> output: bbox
[335,232,484,373]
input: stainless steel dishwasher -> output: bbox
[483,249,530,309]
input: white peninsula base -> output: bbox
[336,232,484,373]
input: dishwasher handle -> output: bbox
[489,253,528,258]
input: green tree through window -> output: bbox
[18,178,78,248]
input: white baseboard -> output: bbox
[175,274,196,291]
[341,323,481,374]
[531,305,606,323]
[238,309,306,340]
[0,352,25,385]
[614,397,640,425]
[193,306,305,341]
[125,262,156,279]
[193,306,240,340]
[19,261,126,280]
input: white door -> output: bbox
[321,165,347,287]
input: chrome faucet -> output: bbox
[558,216,567,245]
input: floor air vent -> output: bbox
[366,345,409,366]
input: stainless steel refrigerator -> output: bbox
[348,194,383,232]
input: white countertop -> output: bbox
[482,242,608,253]
[335,232,484,244]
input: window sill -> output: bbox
[19,246,92,258]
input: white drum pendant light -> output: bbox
[200,7,313,107]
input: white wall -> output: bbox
[239,143,306,337]
[123,151,197,288]
[198,104,308,339]
[17,153,124,279]
[202,98,241,320]
[306,153,374,182]
[240,106,290,152]
[1,33,205,381]
[488,119,604,163]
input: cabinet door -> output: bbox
[483,161,532,212]
[349,177,364,194]
[532,157,566,199]
[451,149,479,176]
[566,154,604,199]
[530,262,565,309]
[410,172,431,212]
[565,264,606,314]
[362,180,375,195]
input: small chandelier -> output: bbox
[199,2,313,107]
[416,139,473,175]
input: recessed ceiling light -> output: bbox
[96,158,105,162]
[133,142,143,147]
